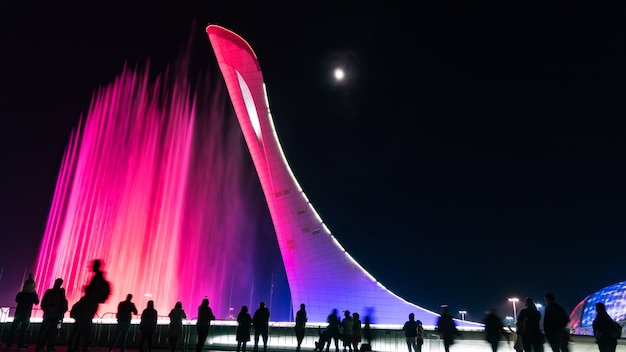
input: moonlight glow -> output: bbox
[333,68,345,81]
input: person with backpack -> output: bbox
[68,259,111,352]
[593,302,619,352]
[35,278,68,352]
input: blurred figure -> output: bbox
[508,322,524,352]
[362,316,373,345]
[139,300,158,352]
[35,278,68,352]
[69,259,111,352]
[196,297,216,352]
[593,302,618,352]
[252,301,270,352]
[294,303,307,351]
[402,313,419,352]
[6,278,40,349]
[436,305,459,352]
[352,312,362,352]
[544,293,570,352]
[483,308,509,352]
[236,305,252,352]
[168,301,187,352]
[325,309,341,352]
[341,310,354,352]
[517,297,544,352]
[109,294,138,352]
[416,319,424,352]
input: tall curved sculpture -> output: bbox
[207,24,481,326]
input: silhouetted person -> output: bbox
[196,297,216,352]
[517,297,544,352]
[236,305,252,352]
[139,300,158,352]
[6,280,40,349]
[483,308,509,352]
[402,313,419,352]
[325,309,341,352]
[70,259,111,352]
[593,302,618,352]
[294,303,307,351]
[252,301,270,352]
[352,312,362,352]
[544,293,570,352]
[362,316,372,345]
[416,319,424,352]
[109,293,138,352]
[509,322,523,352]
[23,273,36,293]
[35,278,68,352]
[168,302,187,352]
[68,292,91,352]
[341,310,354,352]
[436,305,459,352]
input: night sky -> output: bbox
[1,2,626,323]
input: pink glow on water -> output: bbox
[34,59,272,318]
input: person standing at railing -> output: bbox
[109,293,138,352]
[35,278,68,352]
[351,312,362,352]
[139,300,158,352]
[294,303,307,352]
[236,305,253,352]
[341,310,354,352]
[196,297,216,352]
[6,278,40,349]
[168,301,187,352]
[402,313,419,352]
[252,301,270,352]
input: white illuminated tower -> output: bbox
[207,25,482,327]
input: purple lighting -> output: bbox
[34,57,281,318]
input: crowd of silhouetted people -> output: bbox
[3,264,624,352]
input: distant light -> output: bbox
[333,68,345,81]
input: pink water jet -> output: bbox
[34,53,281,319]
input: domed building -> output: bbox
[568,280,626,336]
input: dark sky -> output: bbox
[1,1,626,322]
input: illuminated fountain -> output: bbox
[34,53,285,319]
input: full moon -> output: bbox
[333,68,345,81]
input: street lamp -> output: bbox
[508,297,519,322]
[459,310,467,321]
